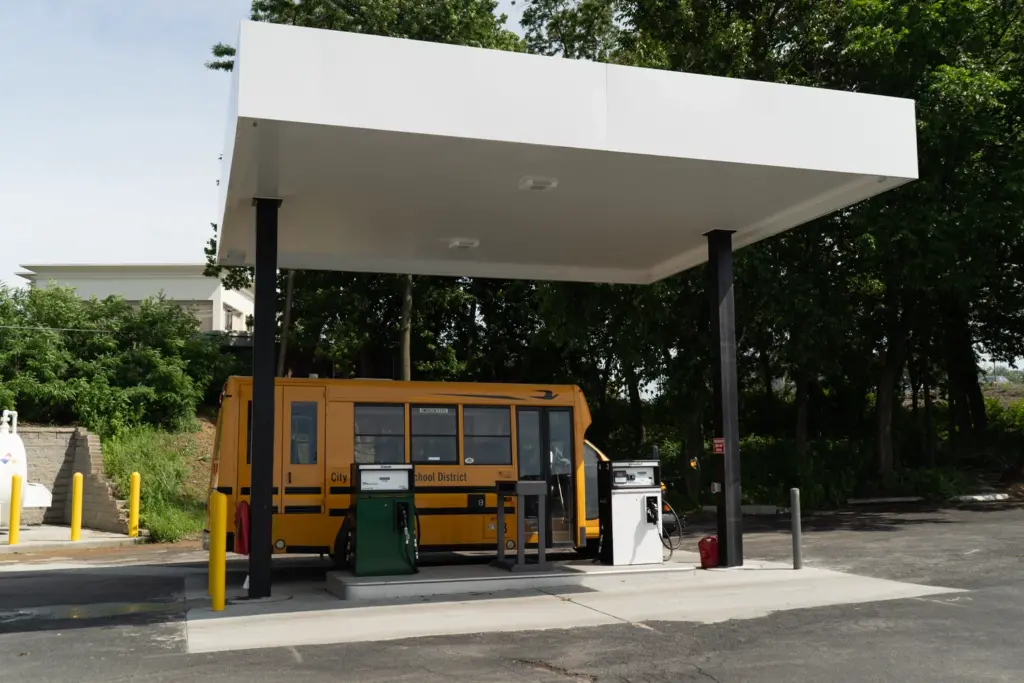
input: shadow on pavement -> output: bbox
[680,499,1024,537]
[5,501,1014,638]
[0,549,601,636]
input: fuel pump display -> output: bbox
[349,463,418,576]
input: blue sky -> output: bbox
[0,0,523,287]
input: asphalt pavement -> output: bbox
[2,504,1022,682]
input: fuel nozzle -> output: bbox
[645,495,659,525]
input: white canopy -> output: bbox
[217,21,917,284]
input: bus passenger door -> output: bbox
[280,386,326,516]
[516,407,575,548]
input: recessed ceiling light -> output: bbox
[518,176,558,192]
[447,238,480,250]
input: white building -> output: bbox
[17,264,253,334]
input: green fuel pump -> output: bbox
[349,463,418,577]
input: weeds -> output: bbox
[102,426,206,542]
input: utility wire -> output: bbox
[0,324,116,333]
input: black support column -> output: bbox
[706,229,743,567]
[249,197,281,599]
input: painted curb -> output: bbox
[954,493,1011,502]
[701,505,789,516]
[0,536,148,556]
[847,496,924,505]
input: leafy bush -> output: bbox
[0,284,230,434]
[103,426,206,542]
[987,399,1024,433]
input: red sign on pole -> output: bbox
[712,438,725,454]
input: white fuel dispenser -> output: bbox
[0,411,54,529]
[597,460,663,566]
[0,410,28,528]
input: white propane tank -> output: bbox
[0,410,28,529]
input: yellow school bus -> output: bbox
[207,376,608,559]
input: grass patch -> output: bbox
[103,425,208,542]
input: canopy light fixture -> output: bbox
[518,176,558,192]
[447,238,480,250]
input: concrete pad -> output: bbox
[185,552,963,654]
[0,525,143,555]
[186,594,616,654]
[566,566,962,624]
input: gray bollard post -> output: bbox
[790,487,803,570]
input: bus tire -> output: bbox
[577,539,599,559]
[331,516,353,570]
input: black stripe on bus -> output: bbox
[329,508,347,517]
[418,506,515,516]
[415,486,497,495]
[283,505,322,515]
[330,486,500,496]
[240,487,279,496]
[284,486,322,495]
[216,486,233,495]
[419,543,497,552]
[286,545,331,554]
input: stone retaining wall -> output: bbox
[18,427,127,532]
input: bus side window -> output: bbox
[354,404,406,464]
[516,410,542,479]
[463,406,511,465]
[411,405,458,464]
[583,443,599,520]
[290,402,318,465]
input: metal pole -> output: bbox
[706,230,743,567]
[249,197,281,599]
[790,487,802,570]
[537,493,546,567]
[516,492,526,568]
[496,494,506,563]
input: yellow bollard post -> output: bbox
[210,491,227,611]
[129,472,141,538]
[71,472,83,542]
[8,474,22,545]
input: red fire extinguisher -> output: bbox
[234,500,251,556]
[698,535,719,569]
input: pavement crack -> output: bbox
[514,659,597,682]
[691,663,720,683]
[535,587,631,625]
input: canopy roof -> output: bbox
[217,21,917,285]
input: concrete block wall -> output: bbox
[18,426,127,533]
[19,427,77,526]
